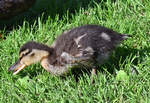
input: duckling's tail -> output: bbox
[121,34,132,40]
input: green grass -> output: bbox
[0,0,150,102]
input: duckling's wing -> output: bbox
[60,50,94,64]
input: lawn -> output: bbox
[0,0,150,102]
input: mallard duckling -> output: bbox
[9,25,130,76]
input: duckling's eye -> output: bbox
[30,53,35,57]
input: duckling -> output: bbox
[9,24,130,77]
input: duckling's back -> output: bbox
[54,25,129,57]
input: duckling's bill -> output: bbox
[9,60,27,75]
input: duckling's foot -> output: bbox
[91,68,97,84]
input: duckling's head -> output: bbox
[9,41,53,75]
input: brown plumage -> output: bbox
[9,24,130,77]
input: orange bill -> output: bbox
[9,60,27,75]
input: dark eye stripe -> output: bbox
[30,53,35,57]
[20,50,32,60]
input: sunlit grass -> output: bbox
[0,0,150,102]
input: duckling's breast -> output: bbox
[41,56,75,75]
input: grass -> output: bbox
[0,0,150,102]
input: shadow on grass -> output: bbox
[0,0,101,30]
[14,46,150,82]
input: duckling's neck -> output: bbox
[41,56,71,75]
[39,46,68,75]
